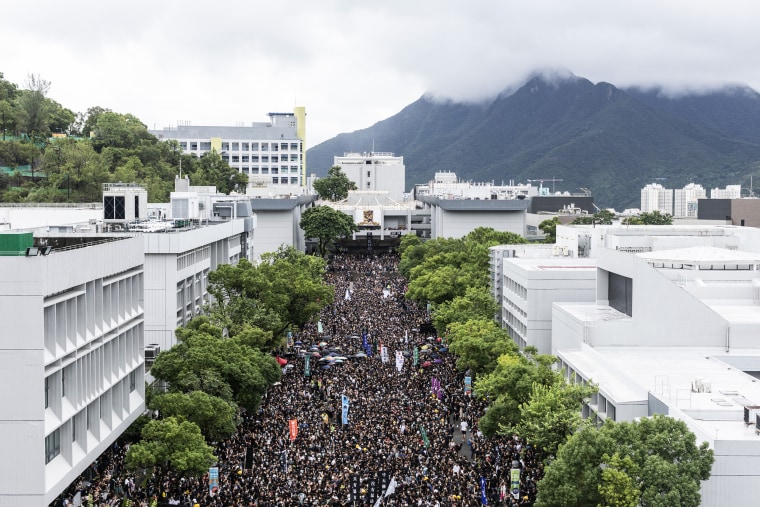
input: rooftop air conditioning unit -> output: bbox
[744,405,760,425]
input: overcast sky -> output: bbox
[2,1,759,147]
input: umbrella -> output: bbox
[333,359,344,363]
[319,357,332,362]
[421,361,432,368]
[354,353,367,358]
[433,359,443,363]
[311,352,321,357]
[321,365,332,370]
[335,356,348,360]
[421,345,430,350]
[402,351,412,357]
[295,340,303,345]
[319,341,328,347]
[276,357,288,366]
[419,349,432,354]
[309,345,319,351]
[350,335,360,340]
[439,347,448,353]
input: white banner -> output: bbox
[395,350,404,372]
[381,345,389,363]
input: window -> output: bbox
[61,369,65,398]
[200,142,211,151]
[129,371,136,392]
[367,182,371,188]
[271,156,278,163]
[45,430,60,464]
[221,142,230,151]
[45,377,50,408]
[608,272,633,316]
[272,177,279,184]
[261,143,268,151]
[367,170,371,177]
[232,142,239,151]
[271,168,278,175]
[242,142,249,151]
[190,142,198,150]
[262,156,269,163]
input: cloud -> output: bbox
[3,0,760,145]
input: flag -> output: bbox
[510,468,520,499]
[381,345,389,363]
[464,376,472,396]
[373,476,397,507]
[395,350,404,372]
[404,330,408,344]
[342,395,349,425]
[304,354,311,377]
[413,347,419,366]
[345,289,351,300]
[208,467,219,495]
[420,426,429,448]
[480,477,488,505]
[286,331,293,348]
[318,320,323,333]
[289,419,298,440]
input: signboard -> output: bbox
[480,477,488,505]
[208,467,219,495]
[342,395,350,425]
[288,419,298,440]
[510,468,520,500]
[304,354,311,377]
[465,376,472,396]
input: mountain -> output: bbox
[306,74,760,210]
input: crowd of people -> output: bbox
[55,252,541,506]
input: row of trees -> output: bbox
[124,247,334,484]
[398,228,713,506]
[539,209,673,242]
[0,72,246,203]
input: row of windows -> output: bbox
[227,154,300,163]
[180,142,300,152]
[503,294,527,318]
[558,358,616,424]
[505,276,527,300]
[46,370,141,464]
[235,166,300,174]
[44,272,144,360]
[177,245,211,271]
[504,309,526,338]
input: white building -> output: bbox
[149,107,307,192]
[674,183,706,218]
[711,185,742,199]
[493,224,760,505]
[0,233,145,506]
[640,183,673,214]
[334,152,406,202]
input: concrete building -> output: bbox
[334,152,406,202]
[492,224,760,505]
[0,232,145,506]
[149,107,307,191]
[640,183,673,214]
[711,185,742,199]
[698,197,760,227]
[674,183,706,218]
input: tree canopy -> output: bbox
[299,205,358,256]
[623,210,674,225]
[149,390,237,443]
[312,165,357,201]
[535,415,714,507]
[125,417,217,480]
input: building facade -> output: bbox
[150,108,306,190]
[334,152,406,202]
[0,233,145,506]
[640,183,673,214]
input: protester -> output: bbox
[54,252,540,507]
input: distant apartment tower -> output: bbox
[640,183,673,214]
[150,107,307,189]
[334,152,406,202]
[0,233,145,506]
[711,185,742,199]
[674,183,706,218]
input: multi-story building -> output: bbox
[674,183,706,218]
[711,185,742,199]
[150,107,307,191]
[492,224,760,505]
[0,232,145,506]
[640,182,673,214]
[334,152,406,202]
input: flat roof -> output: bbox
[562,345,760,441]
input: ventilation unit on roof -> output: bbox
[744,405,760,425]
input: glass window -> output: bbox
[232,142,239,151]
[261,143,268,151]
[45,377,49,408]
[271,156,278,163]
[251,143,259,151]
[45,430,60,464]
[221,142,230,151]
[129,371,136,392]
[242,142,249,151]
[200,142,211,151]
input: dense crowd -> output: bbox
[56,252,540,507]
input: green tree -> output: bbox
[191,150,238,194]
[446,318,518,375]
[313,165,357,201]
[535,415,714,507]
[15,74,52,140]
[300,205,358,256]
[464,226,526,246]
[149,391,237,442]
[623,210,673,225]
[0,72,18,102]
[91,111,153,151]
[125,417,216,484]
[47,99,76,135]
[406,246,490,305]
[476,350,560,436]
[598,453,641,507]
[514,381,597,459]
[433,286,498,336]
[0,100,16,140]
[150,319,281,411]
[539,217,560,243]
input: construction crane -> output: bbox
[527,178,564,194]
